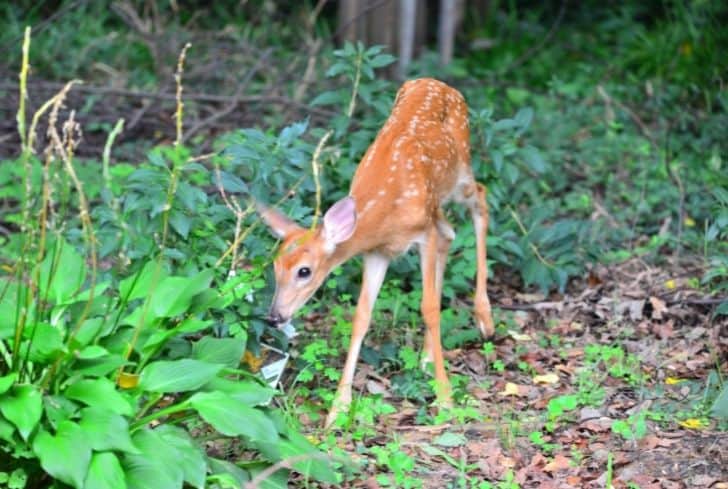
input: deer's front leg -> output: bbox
[325,253,389,428]
[419,227,453,408]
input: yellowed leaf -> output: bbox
[499,382,521,397]
[508,330,532,342]
[532,373,560,385]
[678,418,707,430]
[117,371,139,389]
[665,377,686,385]
[684,216,695,227]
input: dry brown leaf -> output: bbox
[542,453,571,472]
[649,296,668,319]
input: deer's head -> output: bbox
[258,197,357,325]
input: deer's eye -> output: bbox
[297,267,311,279]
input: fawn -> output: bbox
[258,78,494,427]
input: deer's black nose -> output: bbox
[267,311,285,325]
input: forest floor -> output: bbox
[288,257,727,488]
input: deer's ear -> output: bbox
[322,197,357,253]
[256,202,302,239]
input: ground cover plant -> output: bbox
[0,1,726,488]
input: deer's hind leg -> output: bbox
[455,179,494,338]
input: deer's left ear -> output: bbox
[322,196,357,253]
[255,201,303,239]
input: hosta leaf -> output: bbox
[0,373,17,395]
[84,452,127,489]
[0,384,42,440]
[33,421,91,489]
[156,425,206,488]
[119,261,168,302]
[38,239,87,304]
[190,391,278,441]
[65,378,133,416]
[148,270,214,318]
[122,429,183,489]
[139,359,223,393]
[78,408,138,453]
[255,431,337,484]
[192,336,244,368]
[202,378,276,406]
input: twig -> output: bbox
[183,48,272,141]
[0,81,336,118]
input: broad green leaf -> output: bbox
[203,378,276,406]
[63,281,110,305]
[77,345,110,360]
[119,261,168,302]
[78,408,138,453]
[139,359,223,393]
[0,373,17,395]
[192,337,244,368]
[84,452,127,489]
[65,378,133,416]
[255,431,337,484]
[23,323,64,363]
[122,429,183,489]
[190,391,278,442]
[0,279,23,339]
[43,395,79,429]
[208,458,250,487]
[711,384,728,419]
[148,270,214,318]
[0,384,42,440]
[0,416,15,442]
[156,425,206,488]
[39,239,87,304]
[33,421,91,489]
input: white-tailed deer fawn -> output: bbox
[259,78,494,427]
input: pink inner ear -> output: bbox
[323,196,357,245]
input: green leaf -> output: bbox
[192,337,244,368]
[84,452,127,489]
[169,210,191,239]
[65,378,133,416]
[0,279,23,339]
[0,373,17,395]
[310,90,342,107]
[33,421,91,489]
[520,146,546,173]
[156,425,206,489]
[122,429,183,489]
[433,431,467,447]
[0,384,42,440]
[149,270,214,318]
[78,408,138,453]
[710,384,728,419]
[119,261,168,302]
[38,239,87,304]
[23,323,64,363]
[255,431,337,484]
[208,458,250,487]
[203,378,276,406]
[190,391,278,441]
[139,359,224,393]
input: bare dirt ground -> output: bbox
[292,258,727,488]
